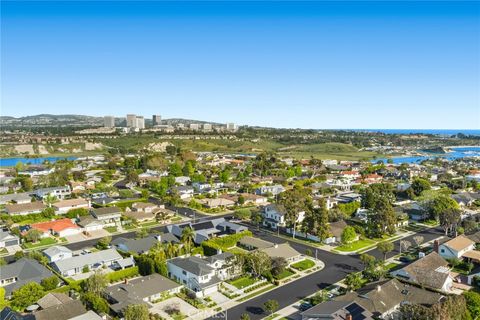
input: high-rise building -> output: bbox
[226,123,238,132]
[136,116,145,129]
[126,114,136,128]
[189,123,200,131]
[152,115,162,126]
[104,116,115,128]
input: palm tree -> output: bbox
[181,227,195,254]
[166,242,177,259]
[44,194,58,207]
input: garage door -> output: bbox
[5,239,18,246]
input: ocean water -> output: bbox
[375,146,480,164]
[342,129,480,136]
[0,156,77,167]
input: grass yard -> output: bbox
[105,226,118,233]
[274,269,295,280]
[23,237,57,249]
[140,221,158,227]
[228,276,257,289]
[335,238,376,252]
[291,259,315,271]
[385,262,400,271]
[236,285,276,302]
[227,246,248,254]
[123,224,137,230]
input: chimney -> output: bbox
[346,314,353,320]
[434,240,440,253]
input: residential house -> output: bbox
[53,198,90,214]
[77,216,106,232]
[391,252,453,292]
[175,176,191,185]
[31,218,82,238]
[262,204,305,229]
[28,293,99,320]
[91,207,122,226]
[0,192,31,205]
[172,186,194,200]
[199,198,235,209]
[52,248,134,277]
[438,235,477,260]
[255,184,285,196]
[34,186,71,200]
[43,245,73,263]
[260,243,303,264]
[112,235,162,255]
[301,300,374,320]
[452,192,479,207]
[167,218,245,244]
[0,258,54,297]
[325,220,351,245]
[106,274,182,316]
[18,166,54,177]
[238,236,274,250]
[335,192,362,204]
[167,253,235,297]
[0,230,20,248]
[331,279,444,320]
[5,202,46,216]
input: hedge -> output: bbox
[106,266,139,283]
[201,230,252,256]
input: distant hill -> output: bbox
[0,114,223,128]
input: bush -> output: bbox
[81,293,109,314]
[65,208,90,219]
[201,230,252,255]
[41,275,60,290]
[106,266,139,283]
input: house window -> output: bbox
[182,270,187,275]
[441,249,445,253]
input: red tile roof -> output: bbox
[31,218,80,233]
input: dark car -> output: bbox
[399,256,411,263]
[299,302,313,311]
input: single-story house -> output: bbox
[106,274,182,316]
[52,248,134,277]
[5,201,46,216]
[439,235,476,260]
[31,292,99,320]
[0,258,54,297]
[324,220,350,244]
[31,218,82,237]
[238,236,274,250]
[260,243,303,264]
[0,230,20,248]
[301,300,374,320]
[391,252,453,292]
[0,192,32,205]
[53,198,90,214]
[198,198,235,209]
[43,245,73,263]
[77,216,105,232]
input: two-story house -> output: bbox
[262,204,305,229]
[167,252,236,297]
[34,186,71,200]
[91,207,122,227]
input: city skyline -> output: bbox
[1,1,479,129]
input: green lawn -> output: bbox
[23,237,57,249]
[227,246,248,254]
[274,269,295,280]
[105,226,118,233]
[385,262,400,271]
[140,221,158,227]
[123,224,137,230]
[236,285,276,302]
[335,238,376,252]
[291,259,315,271]
[228,276,257,289]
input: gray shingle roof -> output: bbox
[168,256,215,276]
[0,258,54,296]
[52,249,122,273]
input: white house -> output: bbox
[43,245,73,263]
[262,204,305,229]
[34,186,71,200]
[167,253,235,297]
[175,176,191,186]
[256,185,285,196]
[439,235,476,260]
[53,198,90,214]
[0,231,20,248]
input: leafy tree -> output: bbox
[41,275,60,290]
[251,211,263,230]
[464,291,480,319]
[399,240,412,254]
[413,235,424,247]
[377,242,394,261]
[136,228,149,239]
[84,271,108,295]
[337,202,360,218]
[11,282,45,310]
[125,304,149,320]
[240,314,251,320]
[361,183,395,210]
[65,207,90,219]
[309,290,328,305]
[165,145,177,156]
[247,251,271,278]
[169,162,183,177]
[304,199,330,241]
[360,253,376,271]
[341,226,357,244]
[410,178,431,197]
[263,299,279,315]
[234,208,252,220]
[345,273,363,291]
[439,208,461,235]
[271,257,288,277]
[81,292,109,314]
[278,187,312,227]
[14,251,24,260]
[0,258,6,266]
[426,195,459,221]
[96,236,112,249]
[368,196,397,236]
[25,229,42,243]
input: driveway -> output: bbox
[150,297,199,319]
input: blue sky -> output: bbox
[1,1,479,129]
